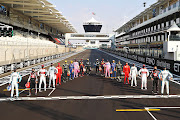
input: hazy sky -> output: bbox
[47,0,157,33]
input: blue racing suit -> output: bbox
[69,63,74,80]
[111,63,116,77]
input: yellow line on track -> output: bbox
[116,109,160,112]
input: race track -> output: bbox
[0,49,180,120]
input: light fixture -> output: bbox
[40,0,45,6]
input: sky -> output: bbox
[47,0,157,33]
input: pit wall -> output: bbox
[102,48,180,76]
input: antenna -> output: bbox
[143,2,146,7]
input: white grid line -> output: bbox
[1,94,180,102]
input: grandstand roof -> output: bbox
[0,0,77,33]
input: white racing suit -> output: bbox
[139,68,149,89]
[159,70,173,95]
[48,66,57,88]
[38,68,47,91]
[130,66,137,86]
[9,72,22,97]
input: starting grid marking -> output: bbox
[116,106,180,120]
[99,50,180,85]
[145,107,180,120]
[0,95,180,102]
[0,50,85,87]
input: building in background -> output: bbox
[65,17,115,49]
[115,0,180,61]
[83,17,102,33]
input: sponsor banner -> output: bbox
[110,50,180,75]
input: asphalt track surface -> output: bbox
[0,49,180,120]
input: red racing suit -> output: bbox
[79,61,84,76]
[101,61,105,74]
[56,65,62,85]
[123,65,130,84]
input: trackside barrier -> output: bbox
[0,51,76,75]
[102,48,180,76]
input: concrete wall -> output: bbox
[0,37,83,66]
[0,44,66,65]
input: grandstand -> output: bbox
[0,0,81,74]
[115,0,180,61]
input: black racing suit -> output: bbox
[150,70,159,93]
[63,63,69,81]
[86,61,91,75]
[95,61,100,73]
[116,63,122,78]
[28,72,38,91]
